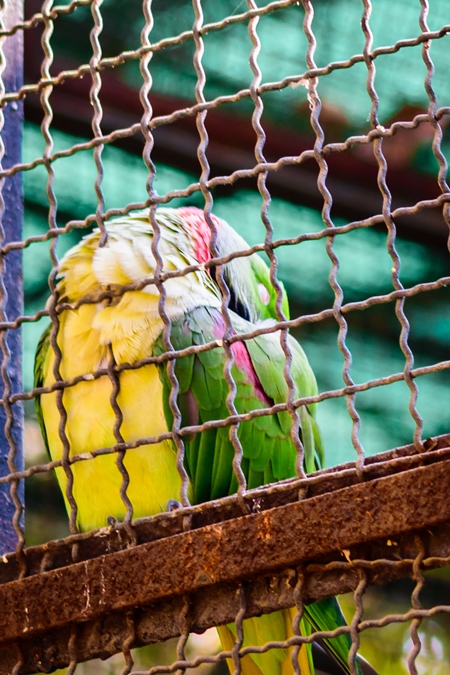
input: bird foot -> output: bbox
[106,516,120,529]
[167,499,182,512]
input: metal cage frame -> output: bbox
[0,1,449,673]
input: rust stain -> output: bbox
[257,512,272,541]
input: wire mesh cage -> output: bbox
[0,1,450,674]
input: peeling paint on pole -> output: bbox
[0,0,24,556]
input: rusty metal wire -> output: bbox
[1,355,450,489]
[419,0,450,241]
[1,14,449,110]
[362,0,424,457]
[0,0,94,38]
[305,0,368,478]
[0,0,449,673]
[191,0,250,506]
[39,0,79,556]
[249,0,307,481]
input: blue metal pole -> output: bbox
[0,0,24,556]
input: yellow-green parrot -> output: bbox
[34,207,374,675]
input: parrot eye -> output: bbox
[258,283,270,305]
[210,264,251,321]
[228,287,251,321]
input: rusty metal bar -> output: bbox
[2,529,449,674]
[0,437,450,672]
[1,433,449,582]
[0,0,24,558]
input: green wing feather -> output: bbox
[155,306,310,500]
[307,598,358,674]
[155,305,360,675]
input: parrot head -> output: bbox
[165,206,290,324]
[58,206,289,329]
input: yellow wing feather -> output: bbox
[40,317,183,532]
[39,224,187,533]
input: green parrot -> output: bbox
[35,207,374,675]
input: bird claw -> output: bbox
[167,499,182,512]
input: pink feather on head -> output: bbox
[178,209,271,406]
[177,207,222,264]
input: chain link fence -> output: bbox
[0,1,449,673]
